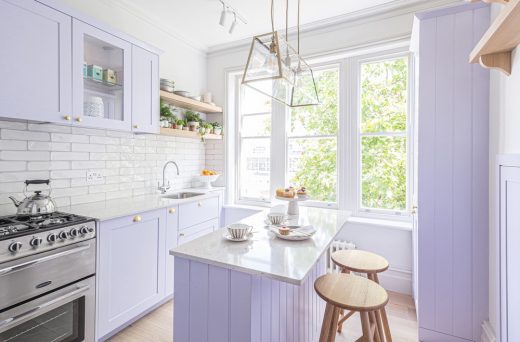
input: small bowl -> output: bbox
[226,224,253,240]
[267,213,285,225]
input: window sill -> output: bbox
[346,216,412,232]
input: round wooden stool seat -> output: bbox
[314,273,388,312]
[331,249,389,274]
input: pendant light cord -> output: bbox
[271,0,275,34]
[297,0,300,54]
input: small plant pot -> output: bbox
[177,125,183,130]
[182,126,189,131]
[213,128,222,135]
[171,123,177,129]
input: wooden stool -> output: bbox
[331,250,392,341]
[315,273,389,342]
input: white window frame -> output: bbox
[225,43,414,222]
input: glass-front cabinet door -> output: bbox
[72,19,131,131]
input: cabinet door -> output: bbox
[132,46,159,134]
[165,206,178,297]
[178,219,218,245]
[97,209,165,338]
[72,19,131,131]
[0,0,72,123]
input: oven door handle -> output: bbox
[0,284,90,331]
[0,243,91,277]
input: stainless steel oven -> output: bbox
[0,214,96,342]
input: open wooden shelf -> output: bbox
[160,91,222,114]
[469,0,520,75]
[160,128,223,140]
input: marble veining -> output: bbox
[170,207,351,284]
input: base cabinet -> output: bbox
[97,209,166,339]
[165,206,179,297]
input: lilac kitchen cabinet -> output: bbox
[0,0,72,124]
[497,155,520,342]
[97,209,166,340]
[131,45,160,134]
[165,205,179,298]
[411,3,489,341]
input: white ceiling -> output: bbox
[114,0,410,50]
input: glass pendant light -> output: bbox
[242,0,319,107]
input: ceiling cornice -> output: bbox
[100,0,209,55]
[207,0,463,56]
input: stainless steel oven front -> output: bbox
[0,239,96,342]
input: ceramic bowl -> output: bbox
[226,223,252,240]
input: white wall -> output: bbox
[56,0,207,95]
[488,4,520,336]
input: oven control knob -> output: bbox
[8,242,22,253]
[79,226,91,235]
[30,237,43,247]
[47,233,57,243]
[58,231,68,240]
[69,228,79,238]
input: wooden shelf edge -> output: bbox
[469,0,520,76]
[160,91,223,114]
[159,128,223,140]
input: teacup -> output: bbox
[227,224,253,240]
[267,213,285,225]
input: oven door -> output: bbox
[0,276,95,342]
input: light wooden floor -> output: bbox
[108,291,418,342]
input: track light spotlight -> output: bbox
[219,2,227,26]
[229,13,237,34]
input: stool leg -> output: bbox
[337,310,355,333]
[328,307,340,342]
[372,274,392,342]
[360,311,374,342]
[369,311,381,342]
[375,310,387,342]
[320,303,335,342]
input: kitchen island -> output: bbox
[170,207,350,342]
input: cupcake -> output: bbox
[297,187,308,198]
[276,187,285,197]
[278,226,290,236]
[283,188,295,198]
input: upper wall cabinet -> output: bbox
[72,19,132,131]
[132,46,159,134]
[0,0,72,123]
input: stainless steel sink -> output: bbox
[162,192,204,199]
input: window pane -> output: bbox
[241,85,271,114]
[239,138,270,200]
[241,114,271,137]
[361,136,406,210]
[288,137,337,203]
[360,58,408,133]
[289,68,339,137]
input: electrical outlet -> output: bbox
[86,170,104,184]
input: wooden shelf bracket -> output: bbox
[479,52,512,75]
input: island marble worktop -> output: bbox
[170,206,351,285]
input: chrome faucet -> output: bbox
[158,161,180,194]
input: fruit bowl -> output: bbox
[197,174,220,189]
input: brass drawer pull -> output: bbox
[169,208,176,214]
[179,233,185,237]
[64,115,71,121]
[133,215,142,222]
[75,117,82,122]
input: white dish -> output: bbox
[270,226,315,241]
[223,232,251,242]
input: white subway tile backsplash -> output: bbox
[0,161,26,172]
[0,140,27,151]
[0,121,211,208]
[1,151,49,161]
[1,129,50,141]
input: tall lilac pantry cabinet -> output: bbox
[411,3,490,341]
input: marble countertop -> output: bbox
[59,187,224,221]
[170,206,351,285]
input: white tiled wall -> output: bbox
[0,120,205,214]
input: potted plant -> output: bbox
[176,119,185,130]
[212,122,222,135]
[180,119,189,130]
[199,121,212,135]
[184,111,201,131]
[168,115,178,129]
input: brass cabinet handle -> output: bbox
[75,117,82,122]
[179,233,185,237]
[133,215,142,222]
[64,115,71,121]
[169,208,176,214]
[198,202,202,207]
[133,124,139,129]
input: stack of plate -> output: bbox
[160,78,175,92]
